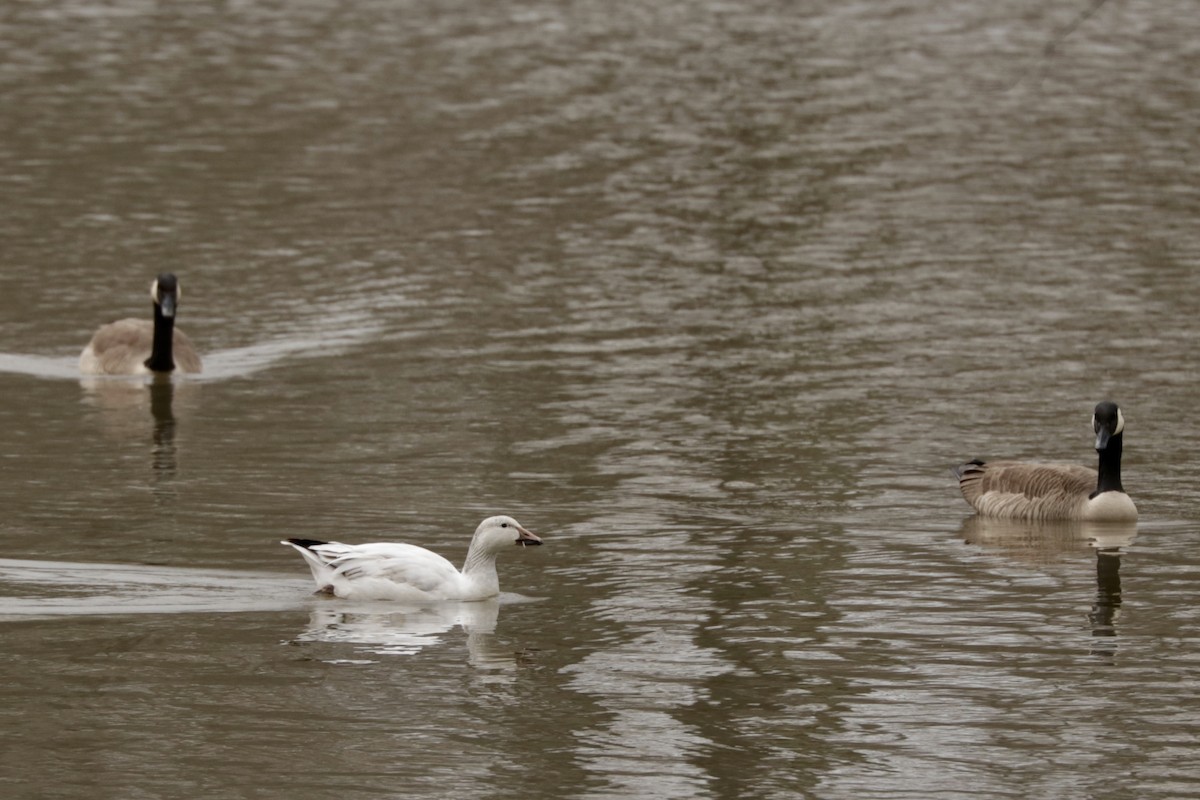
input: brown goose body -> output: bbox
[953,401,1137,523]
[79,273,202,376]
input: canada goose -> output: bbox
[953,401,1137,522]
[79,273,202,375]
[281,516,543,602]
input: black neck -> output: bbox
[1092,432,1125,497]
[144,302,176,373]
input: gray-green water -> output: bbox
[2,1,1199,798]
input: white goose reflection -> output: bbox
[294,596,536,677]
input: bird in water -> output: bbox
[281,515,543,602]
[79,273,202,375]
[953,401,1137,522]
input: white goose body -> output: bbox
[953,401,1137,523]
[281,515,542,602]
[80,273,202,375]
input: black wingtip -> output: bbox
[284,538,329,550]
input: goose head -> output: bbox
[151,273,181,319]
[1092,401,1124,451]
[471,515,543,553]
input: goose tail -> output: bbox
[952,459,989,511]
[951,458,986,482]
[281,538,339,589]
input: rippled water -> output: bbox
[2,1,1200,798]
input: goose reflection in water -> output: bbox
[1089,548,1123,658]
[147,378,177,473]
[294,598,536,679]
[79,374,195,497]
[959,517,1136,660]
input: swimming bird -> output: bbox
[79,273,202,375]
[953,401,1137,522]
[281,515,543,602]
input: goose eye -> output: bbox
[500,522,508,528]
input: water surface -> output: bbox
[2,1,1199,798]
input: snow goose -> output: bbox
[281,515,542,602]
[953,401,1137,522]
[80,273,202,375]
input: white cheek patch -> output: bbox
[1093,408,1125,436]
[149,279,160,304]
